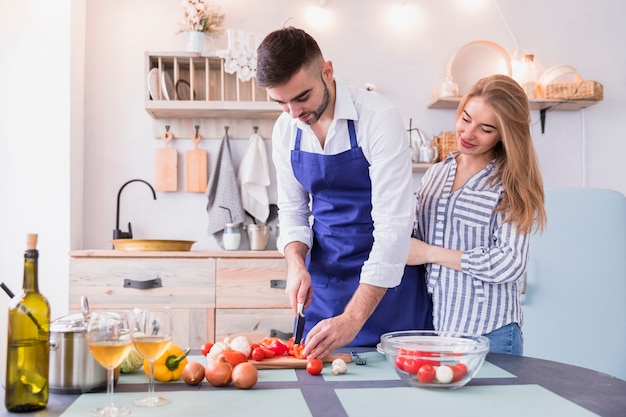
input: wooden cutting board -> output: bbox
[155,129,177,191]
[185,132,208,192]
[249,352,352,370]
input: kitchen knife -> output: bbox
[294,302,305,345]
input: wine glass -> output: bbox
[86,311,132,417]
[131,307,173,407]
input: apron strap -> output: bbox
[295,128,303,151]
[347,120,357,148]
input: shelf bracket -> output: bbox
[540,108,547,134]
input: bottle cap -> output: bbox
[26,233,38,250]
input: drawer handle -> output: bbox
[269,329,292,339]
[123,278,162,290]
[270,279,286,289]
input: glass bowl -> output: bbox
[380,330,489,389]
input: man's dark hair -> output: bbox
[255,26,323,88]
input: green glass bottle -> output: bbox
[4,234,50,412]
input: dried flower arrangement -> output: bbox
[177,0,225,36]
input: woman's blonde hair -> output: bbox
[456,74,547,234]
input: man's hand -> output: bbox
[301,283,387,359]
[284,241,313,314]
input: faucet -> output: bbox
[113,179,157,240]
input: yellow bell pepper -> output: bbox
[144,345,190,382]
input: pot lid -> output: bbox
[51,313,87,333]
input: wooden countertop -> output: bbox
[69,250,284,259]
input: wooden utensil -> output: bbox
[249,352,352,370]
[185,130,208,192]
[155,128,177,192]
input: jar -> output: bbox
[521,54,538,99]
[223,223,242,251]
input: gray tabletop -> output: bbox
[2,352,625,417]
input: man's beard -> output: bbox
[303,78,330,125]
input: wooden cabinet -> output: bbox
[69,256,216,348]
[69,250,288,347]
[215,257,291,342]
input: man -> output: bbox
[256,27,432,359]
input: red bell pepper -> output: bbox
[259,337,289,356]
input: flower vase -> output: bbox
[185,31,204,53]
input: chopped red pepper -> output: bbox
[258,337,289,356]
[287,337,306,359]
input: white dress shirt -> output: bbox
[271,78,414,288]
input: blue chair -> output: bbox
[523,187,626,380]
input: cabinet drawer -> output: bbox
[69,306,216,348]
[215,308,293,342]
[216,258,288,308]
[69,258,216,307]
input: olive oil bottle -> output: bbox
[4,234,50,412]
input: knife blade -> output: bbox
[294,302,305,345]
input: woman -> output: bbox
[408,74,546,355]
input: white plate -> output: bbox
[446,40,512,96]
[147,68,160,100]
[161,71,175,101]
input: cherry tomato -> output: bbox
[251,346,265,361]
[451,363,468,382]
[401,358,421,374]
[306,359,323,375]
[417,364,436,383]
[200,342,214,356]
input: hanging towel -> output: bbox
[238,132,271,223]
[206,130,245,244]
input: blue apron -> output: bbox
[291,120,433,347]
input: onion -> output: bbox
[231,362,258,389]
[182,361,205,385]
[204,357,233,387]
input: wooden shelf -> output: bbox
[428,97,602,111]
[428,96,603,133]
[144,100,282,119]
[145,52,281,121]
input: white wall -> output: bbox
[1,0,625,379]
[80,0,626,253]
[0,0,72,379]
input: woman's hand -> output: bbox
[407,238,463,272]
[407,238,431,265]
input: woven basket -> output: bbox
[544,80,603,101]
[433,131,457,162]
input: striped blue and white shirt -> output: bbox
[415,152,527,336]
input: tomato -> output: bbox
[251,346,265,361]
[200,342,214,357]
[306,359,323,375]
[401,357,421,374]
[395,355,407,371]
[417,364,436,383]
[219,349,248,367]
[451,363,467,382]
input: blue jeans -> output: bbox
[484,323,523,355]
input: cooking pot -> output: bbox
[49,296,118,394]
[246,224,271,250]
